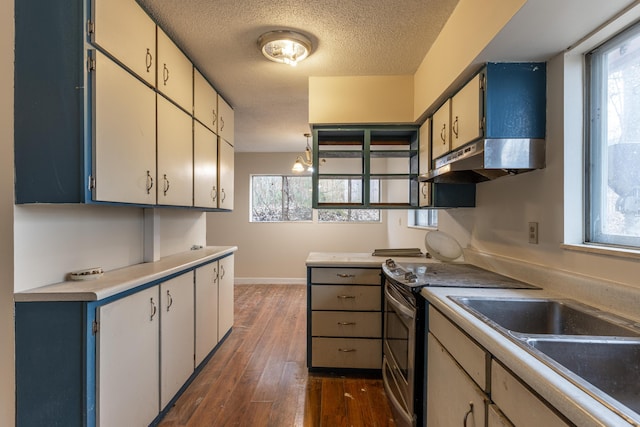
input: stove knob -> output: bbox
[385,259,396,268]
[404,272,417,282]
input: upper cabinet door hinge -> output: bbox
[87,19,95,36]
[87,57,96,72]
[92,320,99,335]
[88,175,96,191]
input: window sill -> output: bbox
[408,225,438,231]
[561,243,640,260]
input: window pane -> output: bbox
[251,175,312,222]
[413,209,438,227]
[317,178,381,222]
[588,25,640,247]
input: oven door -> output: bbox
[383,280,416,422]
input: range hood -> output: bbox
[422,138,546,184]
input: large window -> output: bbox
[587,23,640,248]
[251,175,312,222]
[411,209,438,228]
[317,178,381,222]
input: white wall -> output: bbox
[0,0,14,423]
[206,153,406,282]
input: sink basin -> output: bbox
[526,337,640,419]
[452,297,640,337]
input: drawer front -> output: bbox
[429,306,489,391]
[311,337,381,369]
[491,361,570,427]
[311,267,381,285]
[312,311,381,338]
[311,285,381,311]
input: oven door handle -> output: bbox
[385,285,415,320]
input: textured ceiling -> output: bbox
[137,0,460,152]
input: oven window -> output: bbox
[385,297,410,379]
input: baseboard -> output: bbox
[235,278,306,285]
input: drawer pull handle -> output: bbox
[463,402,474,427]
[337,295,356,299]
[338,348,356,353]
[336,273,356,278]
[337,321,356,326]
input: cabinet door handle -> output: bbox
[212,109,218,128]
[338,348,356,353]
[150,297,157,321]
[336,273,355,278]
[463,402,474,427]
[146,170,154,194]
[220,265,226,280]
[163,63,169,85]
[421,183,428,197]
[337,321,356,326]
[211,185,217,202]
[166,290,173,312]
[213,267,219,284]
[163,174,170,196]
[452,116,459,139]
[337,295,356,299]
[145,48,153,73]
[220,117,225,132]
[221,188,226,203]
[440,123,447,143]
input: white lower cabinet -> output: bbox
[97,285,160,427]
[195,261,219,366]
[427,333,487,427]
[160,273,195,408]
[218,255,235,338]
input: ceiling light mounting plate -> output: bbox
[258,30,312,66]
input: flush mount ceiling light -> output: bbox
[292,133,314,172]
[258,30,312,67]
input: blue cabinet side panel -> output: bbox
[16,302,85,427]
[14,0,85,203]
[485,63,546,139]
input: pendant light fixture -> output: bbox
[258,30,312,67]
[292,133,314,172]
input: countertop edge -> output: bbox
[422,287,634,427]
[15,246,238,302]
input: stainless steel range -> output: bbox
[381,259,538,427]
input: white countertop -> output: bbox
[305,251,446,267]
[422,286,638,427]
[15,246,237,302]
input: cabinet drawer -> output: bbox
[311,337,381,369]
[311,285,381,311]
[491,361,570,427]
[429,306,489,391]
[312,311,381,338]
[311,267,381,285]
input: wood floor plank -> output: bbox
[158,284,396,427]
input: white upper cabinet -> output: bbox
[218,139,234,210]
[157,28,193,112]
[93,51,157,205]
[218,96,235,145]
[450,74,483,150]
[431,99,451,160]
[194,69,218,133]
[91,0,156,87]
[194,121,218,209]
[419,119,432,207]
[157,95,194,207]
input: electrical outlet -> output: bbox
[528,222,539,244]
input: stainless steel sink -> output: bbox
[525,337,640,420]
[452,297,640,337]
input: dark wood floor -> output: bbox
[158,284,396,427]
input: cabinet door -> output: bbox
[218,96,235,145]
[195,262,219,366]
[426,333,487,427]
[451,74,483,150]
[218,255,234,338]
[218,138,234,210]
[157,95,193,207]
[194,121,218,208]
[194,69,218,133]
[431,99,451,160]
[92,0,156,87]
[160,273,195,409]
[418,119,432,207]
[157,28,193,112]
[97,286,160,427]
[93,51,156,205]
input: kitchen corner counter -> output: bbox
[422,286,636,427]
[305,251,440,267]
[15,246,237,302]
